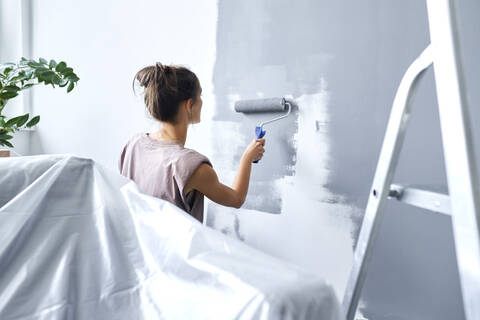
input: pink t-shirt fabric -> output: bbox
[119,133,211,222]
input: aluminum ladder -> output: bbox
[342,0,480,319]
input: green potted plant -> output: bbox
[0,57,79,156]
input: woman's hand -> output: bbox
[185,137,266,209]
[243,138,266,162]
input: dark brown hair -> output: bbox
[133,62,200,123]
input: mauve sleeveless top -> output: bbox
[119,133,211,222]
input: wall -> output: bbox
[208,0,478,319]
[208,0,359,301]
[28,0,218,167]
[0,0,30,156]
[13,0,480,319]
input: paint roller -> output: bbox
[234,97,292,163]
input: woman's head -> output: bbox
[133,63,202,124]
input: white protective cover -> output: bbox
[0,155,341,320]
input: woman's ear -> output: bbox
[185,98,194,122]
[185,98,193,113]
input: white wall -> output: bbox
[0,0,30,156]
[29,0,218,168]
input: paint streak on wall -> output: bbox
[240,87,359,297]
[204,83,361,298]
[204,0,363,299]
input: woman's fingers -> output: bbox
[256,138,266,146]
[248,138,265,161]
[257,144,265,160]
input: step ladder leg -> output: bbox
[342,47,433,320]
[427,1,480,319]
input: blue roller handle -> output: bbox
[253,126,266,163]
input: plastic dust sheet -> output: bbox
[0,155,341,320]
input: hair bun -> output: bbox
[157,63,172,77]
[133,66,155,88]
[155,62,164,73]
[133,62,200,123]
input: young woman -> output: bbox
[119,63,265,223]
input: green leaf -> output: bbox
[53,75,62,85]
[66,76,79,83]
[0,134,13,140]
[55,61,67,72]
[40,70,55,81]
[0,91,18,99]
[0,127,15,133]
[23,83,35,89]
[27,61,42,68]
[2,85,21,92]
[4,117,20,127]
[3,67,13,75]
[49,59,57,69]
[0,139,13,148]
[36,69,54,84]
[67,81,75,93]
[39,57,48,64]
[10,74,27,82]
[5,115,24,127]
[26,115,40,128]
[15,114,29,127]
[35,66,50,73]
[59,79,68,87]
[63,71,79,82]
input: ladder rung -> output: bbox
[388,184,451,215]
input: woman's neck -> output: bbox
[154,122,188,145]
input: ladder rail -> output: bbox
[342,46,433,320]
[427,0,480,319]
[342,1,480,318]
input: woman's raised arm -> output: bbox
[184,138,265,208]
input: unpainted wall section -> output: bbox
[28,0,219,167]
[0,0,30,156]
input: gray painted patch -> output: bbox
[212,0,337,213]
[210,0,357,301]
